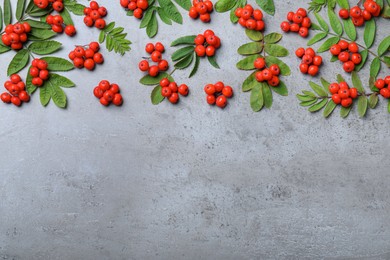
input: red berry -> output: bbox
[207,95,216,105]
[222,86,233,97]
[178,84,189,96]
[1,93,12,103]
[94,86,104,98]
[139,60,149,71]
[216,95,227,108]
[64,25,76,36]
[375,79,386,89]
[99,80,111,91]
[11,96,21,106]
[112,94,123,106]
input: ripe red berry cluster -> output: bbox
[1,74,30,107]
[204,81,233,109]
[83,1,107,29]
[374,76,390,98]
[30,58,50,87]
[295,47,322,76]
[120,0,149,19]
[138,42,169,77]
[329,81,358,108]
[339,1,381,27]
[46,15,76,36]
[280,8,311,38]
[68,42,104,71]
[1,22,31,50]
[160,78,189,104]
[34,0,63,11]
[253,57,281,87]
[93,80,123,106]
[329,40,361,73]
[194,30,221,57]
[235,4,265,31]
[189,0,213,23]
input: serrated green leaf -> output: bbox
[28,40,62,55]
[61,6,73,25]
[336,0,349,8]
[140,72,173,85]
[151,85,164,105]
[357,96,368,117]
[174,52,194,69]
[146,13,158,38]
[172,46,194,61]
[307,32,328,46]
[158,0,182,24]
[3,0,11,25]
[315,12,329,32]
[364,19,376,48]
[300,99,318,107]
[49,83,67,108]
[263,84,273,108]
[265,56,291,76]
[50,73,75,88]
[264,33,282,44]
[255,0,275,15]
[309,81,328,96]
[24,19,51,29]
[343,19,356,41]
[0,44,11,54]
[238,42,263,55]
[337,74,345,83]
[242,71,257,92]
[368,93,379,109]
[388,99,390,114]
[264,44,288,57]
[41,57,74,71]
[40,84,51,106]
[29,28,56,40]
[317,36,340,52]
[351,71,365,93]
[65,3,85,15]
[250,83,264,112]
[328,8,343,35]
[245,29,263,42]
[140,8,155,28]
[272,81,288,96]
[215,0,236,12]
[309,98,328,112]
[297,94,316,102]
[7,49,29,76]
[355,50,368,71]
[323,100,337,118]
[207,56,220,69]
[189,54,200,78]
[378,36,390,56]
[173,0,191,10]
[320,78,331,93]
[171,35,196,46]
[370,57,381,78]
[157,7,172,25]
[236,54,260,70]
[16,0,26,21]
[340,106,352,118]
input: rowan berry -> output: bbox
[375,79,386,89]
[168,82,178,93]
[151,51,162,62]
[308,65,319,76]
[330,44,342,56]
[205,46,215,56]
[214,81,224,92]
[222,86,233,97]
[338,40,349,50]
[338,51,350,62]
[100,97,110,106]
[299,63,309,74]
[19,91,30,102]
[313,56,323,66]
[380,88,390,98]
[207,95,216,105]
[1,93,12,103]
[269,65,280,76]
[65,25,76,36]
[39,70,50,80]
[299,27,309,37]
[160,78,170,87]
[385,76,390,85]
[351,53,362,65]
[148,65,159,77]
[195,45,206,57]
[341,98,353,107]
[11,96,21,106]
[302,55,313,65]
[99,80,111,91]
[350,6,362,18]
[343,61,355,73]
[84,59,95,70]
[89,42,100,52]
[280,21,290,32]
[339,8,349,19]
[112,94,123,106]
[254,58,266,69]
[350,88,358,99]
[204,84,216,95]
[73,57,84,68]
[332,94,341,104]
[268,76,280,87]
[94,86,104,98]
[178,84,189,96]
[216,95,227,108]
[262,69,273,81]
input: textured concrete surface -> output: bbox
[1,0,390,259]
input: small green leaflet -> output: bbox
[7,49,29,76]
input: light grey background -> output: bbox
[1,0,390,259]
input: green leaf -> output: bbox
[7,49,29,76]
[309,81,328,96]
[26,66,37,94]
[297,94,316,102]
[236,54,260,70]
[343,19,356,41]
[384,56,390,67]
[23,19,51,29]
[388,99,390,114]
[317,36,340,52]
[215,0,236,12]
[0,6,3,32]
[315,12,329,32]
[151,85,164,105]
[245,29,263,42]
[189,54,200,78]
[237,42,263,55]
[140,72,173,85]
[50,73,75,88]
[29,28,56,40]
[272,81,288,96]
[264,44,289,57]
[40,84,51,106]
[173,0,191,10]
[265,56,291,76]
[158,0,182,24]
[16,0,26,21]
[140,8,155,28]
[0,44,11,54]
[336,0,349,8]
[157,7,172,25]
[41,57,74,71]
[255,0,275,15]
[49,83,67,108]
[242,72,257,92]
[172,46,194,61]
[146,12,158,38]
[28,40,62,55]
[262,84,273,108]
[264,33,282,44]
[300,99,318,107]
[320,78,331,93]
[340,106,352,118]
[61,6,73,25]
[323,100,337,118]
[101,23,132,55]
[171,35,196,46]
[250,83,264,112]
[378,36,390,56]
[65,3,85,15]
[3,0,11,25]
[368,93,379,109]
[351,71,365,93]
[370,57,381,78]
[207,56,220,69]
[357,96,368,117]
[174,52,194,69]
[355,50,368,71]
[309,98,328,112]
[307,32,328,46]
[337,74,345,83]
[364,19,376,48]
[328,8,343,35]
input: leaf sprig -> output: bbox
[236,29,290,112]
[99,22,132,55]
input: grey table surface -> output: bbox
[1,0,390,259]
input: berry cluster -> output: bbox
[68,42,104,71]
[189,0,213,23]
[93,80,123,106]
[1,22,31,50]
[120,0,149,19]
[83,1,107,29]
[194,30,221,57]
[329,81,358,108]
[339,1,381,27]
[1,74,30,107]
[253,58,281,86]
[46,15,76,36]
[235,4,265,31]
[138,42,169,77]
[34,0,63,11]
[204,81,233,109]
[375,76,390,98]
[329,40,361,73]
[160,78,189,104]
[280,8,311,38]
[30,58,50,87]
[295,47,322,76]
